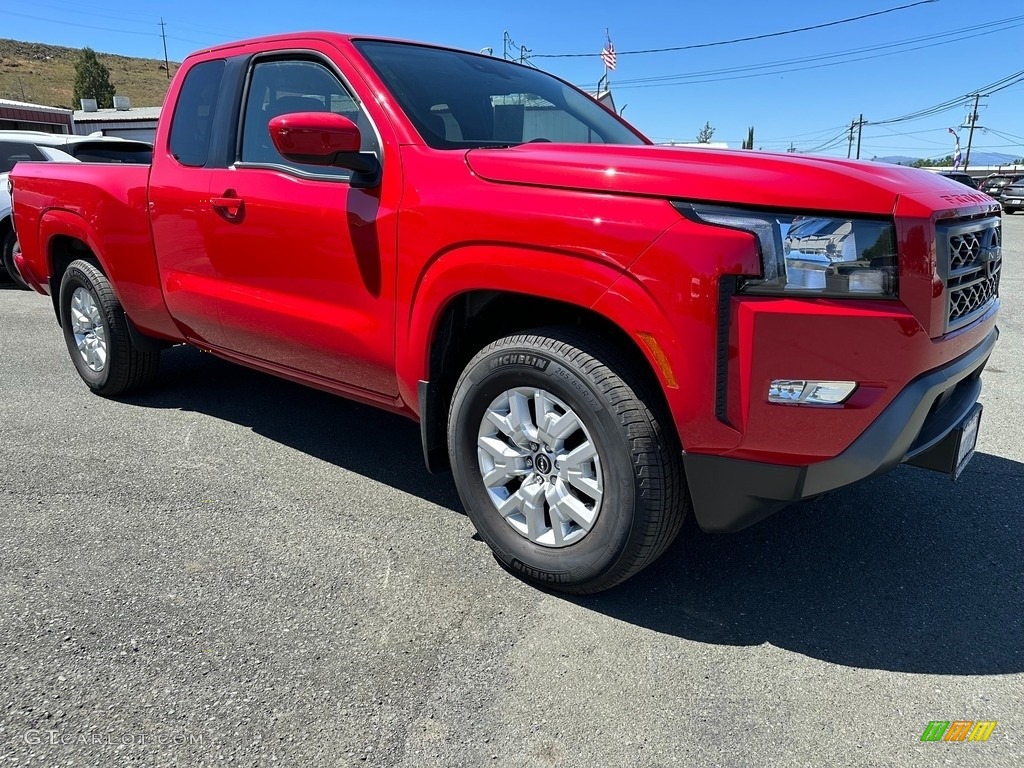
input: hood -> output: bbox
[465,144,993,218]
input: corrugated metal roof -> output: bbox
[73,106,162,122]
[0,98,72,115]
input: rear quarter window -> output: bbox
[169,59,226,167]
[0,140,46,173]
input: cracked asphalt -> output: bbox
[0,215,1021,767]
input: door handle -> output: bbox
[211,192,244,219]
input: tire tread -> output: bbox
[61,259,160,396]
[450,326,689,594]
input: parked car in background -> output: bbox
[0,131,153,164]
[936,171,978,189]
[1,142,80,289]
[0,132,152,288]
[1001,182,1024,214]
[979,173,1024,201]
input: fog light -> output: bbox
[768,379,857,405]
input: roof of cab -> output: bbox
[184,31,465,59]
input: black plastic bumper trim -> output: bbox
[683,326,998,533]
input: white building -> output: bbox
[72,97,160,142]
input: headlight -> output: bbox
[680,204,898,298]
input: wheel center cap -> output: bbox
[534,454,552,475]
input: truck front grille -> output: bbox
[938,217,1001,332]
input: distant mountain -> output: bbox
[873,151,1020,167]
[965,151,1020,166]
[873,155,919,166]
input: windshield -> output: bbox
[354,40,646,149]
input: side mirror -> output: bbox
[268,112,380,188]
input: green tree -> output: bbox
[910,155,954,168]
[741,126,755,150]
[696,121,715,144]
[72,47,116,109]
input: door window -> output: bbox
[239,58,378,177]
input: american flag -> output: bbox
[948,127,962,169]
[601,37,616,71]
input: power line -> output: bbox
[803,128,853,154]
[0,9,159,37]
[586,15,1023,89]
[869,69,1024,126]
[986,127,1024,144]
[38,0,230,39]
[534,0,938,59]
[869,124,951,146]
[986,73,1024,95]
[0,7,226,50]
[579,16,1024,92]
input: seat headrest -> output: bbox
[269,96,328,118]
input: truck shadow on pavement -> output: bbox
[574,452,1024,675]
[129,347,1021,676]
[121,345,463,513]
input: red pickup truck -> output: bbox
[11,33,1001,593]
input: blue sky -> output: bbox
[3,0,1023,161]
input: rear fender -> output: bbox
[40,209,113,288]
[38,208,179,340]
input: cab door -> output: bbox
[204,47,399,397]
[149,57,227,346]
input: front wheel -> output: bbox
[2,229,29,290]
[59,259,160,396]
[448,328,689,594]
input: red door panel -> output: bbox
[205,168,398,396]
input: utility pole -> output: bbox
[501,31,530,65]
[159,18,170,80]
[847,119,855,159]
[855,113,864,160]
[963,93,981,171]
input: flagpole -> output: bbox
[948,127,962,170]
[598,27,606,92]
[600,28,614,96]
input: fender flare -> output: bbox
[39,208,120,294]
[400,242,682,417]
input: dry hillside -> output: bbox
[0,38,177,109]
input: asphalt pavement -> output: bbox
[1,214,1022,767]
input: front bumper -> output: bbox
[683,326,997,532]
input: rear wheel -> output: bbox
[448,328,688,594]
[2,229,29,290]
[59,259,160,396]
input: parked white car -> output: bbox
[0,130,153,164]
[1,141,82,289]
